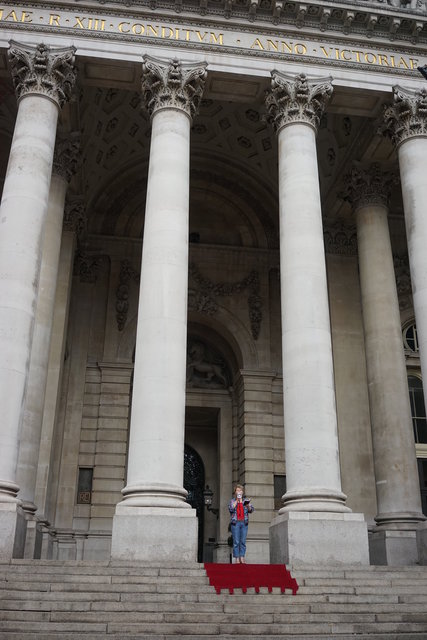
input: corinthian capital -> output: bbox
[53,133,80,182]
[8,41,76,108]
[383,86,427,148]
[343,163,397,211]
[141,56,207,119]
[265,72,333,134]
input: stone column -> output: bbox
[383,87,427,427]
[266,72,369,565]
[34,199,84,538]
[16,135,80,557]
[383,86,427,562]
[0,42,76,560]
[345,163,425,565]
[111,56,207,562]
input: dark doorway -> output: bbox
[184,444,205,562]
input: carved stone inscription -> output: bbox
[0,7,424,71]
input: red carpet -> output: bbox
[204,563,299,595]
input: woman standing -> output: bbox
[228,484,254,563]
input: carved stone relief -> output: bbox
[73,251,104,284]
[189,262,262,340]
[64,198,86,237]
[116,260,140,331]
[113,260,262,338]
[186,338,231,389]
[323,221,358,256]
[394,254,413,311]
[53,132,81,183]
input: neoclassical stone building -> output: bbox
[0,0,427,566]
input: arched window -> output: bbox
[403,323,419,353]
[408,375,427,444]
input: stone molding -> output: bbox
[141,55,207,119]
[52,132,80,183]
[323,221,358,256]
[383,86,427,147]
[64,198,86,237]
[343,163,397,211]
[8,41,76,108]
[265,72,333,134]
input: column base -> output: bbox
[369,529,420,565]
[111,506,198,562]
[0,502,26,560]
[269,511,369,566]
[23,517,43,559]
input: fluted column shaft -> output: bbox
[0,43,76,512]
[384,87,427,421]
[120,57,207,508]
[347,165,424,528]
[266,73,348,513]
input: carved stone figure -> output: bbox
[186,340,229,389]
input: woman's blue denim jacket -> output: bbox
[228,498,254,525]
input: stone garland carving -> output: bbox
[141,55,207,119]
[394,254,413,311]
[64,198,86,237]
[186,338,231,389]
[189,262,262,340]
[342,163,397,211]
[383,86,427,148]
[323,222,358,256]
[8,41,76,108]
[52,132,81,183]
[116,260,140,331]
[265,72,333,134]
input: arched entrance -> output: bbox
[184,444,205,562]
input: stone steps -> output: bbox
[0,561,426,638]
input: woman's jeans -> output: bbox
[231,521,248,558]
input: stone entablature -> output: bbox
[2,3,427,67]
[5,0,426,42]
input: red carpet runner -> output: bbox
[204,563,299,595]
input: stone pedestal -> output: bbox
[111,506,198,562]
[23,514,43,559]
[370,529,419,566]
[270,512,369,566]
[0,502,26,561]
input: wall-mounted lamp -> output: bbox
[417,65,427,80]
[203,484,219,517]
